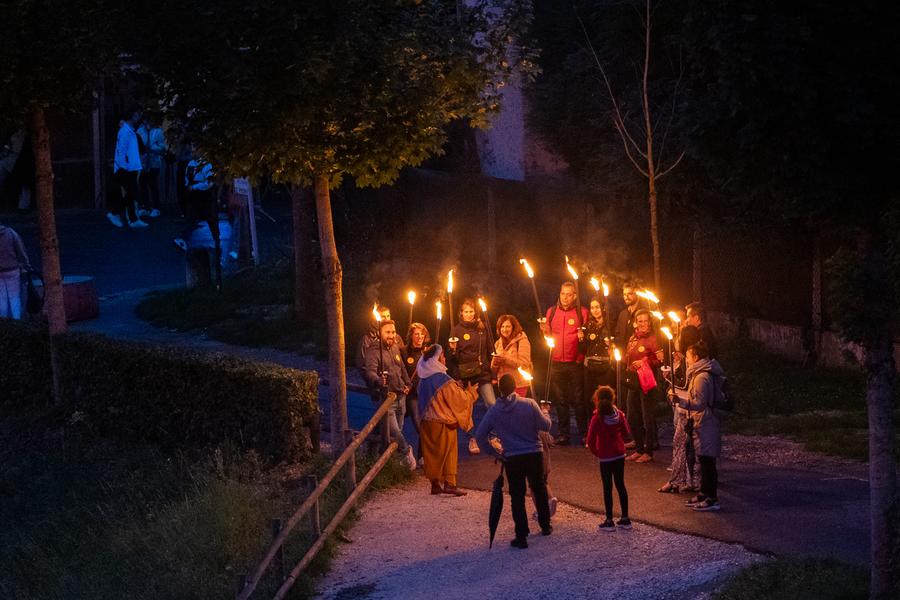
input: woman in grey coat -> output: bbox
[682,341,724,511]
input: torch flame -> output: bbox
[643,290,660,305]
[407,290,416,305]
[372,303,382,322]
[436,301,442,320]
[517,367,534,382]
[447,269,454,294]
[602,282,609,297]
[667,311,681,323]
[660,326,674,340]
[544,335,556,349]
[651,310,664,321]
[519,258,534,279]
[565,256,579,280]
[613,347,622,362]
[478,298,487,312]
[590,277,600,292]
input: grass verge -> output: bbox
[0,425,413,600]
[720,340,900,461]
[714,558,868,600]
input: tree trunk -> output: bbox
[30,106,67,403]
[648,177,661,291]
[313,175,347,458]
[642,0,661,292]
[861,240,900,599]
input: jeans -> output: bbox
[374,393,409,453]
[550,361,585,440]
[113,169,139,223]
[506,452,551,540]
[599,458,628,519]
[625,386,658,454]
[140,167,160,209]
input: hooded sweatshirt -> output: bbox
[474,392,551,459]
[0,225,30,273]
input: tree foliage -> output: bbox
[139,0,534,188]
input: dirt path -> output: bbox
[316,480,759,600]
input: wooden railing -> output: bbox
[236,391,397,600]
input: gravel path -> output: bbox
[316,480,760,600]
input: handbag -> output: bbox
[458,360,483,379]
[637,358,657,393]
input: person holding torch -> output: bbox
[540,281,589,446]
[492,314,534,397]
[447,298,496,455]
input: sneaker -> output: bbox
[549,496,558,517]
[129,219,149,228]
[510,537,528,549]
[685,494,707,507]
[417,457,424,468]
[617,518,633,530]
[625,452,640,461]
[693,498,720,512]
[148,208,161,218]
[405,447,416,471]
[173,238,188,251]
[541,526,553,536]
[597,519,616,532]
[635,453,654,463]
[137,208,151,218]
[468,437,481,455]
[106,213,123,228]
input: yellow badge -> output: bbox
[568,318,575,325]
[638,345,645,353]
[395,354,401,362]
[463,333,471,340]
[589,333,597,340]
[407,357,414,364]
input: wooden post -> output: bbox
[270,519,286,583]
[343,430,357,492]
[302,475,322,536]
[309,410,321,454]
[380,411,391,452]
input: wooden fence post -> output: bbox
[344,429,357,491]
[271,519,286,583]
[302,475,322,537]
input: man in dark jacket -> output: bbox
[685,302,718,360]
[363,319,416,469]
[475,374,553,548]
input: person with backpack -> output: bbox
[682,340,725,511]
[539,281,589,446]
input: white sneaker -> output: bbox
[405,448,417,471]
[148,209,161,218]
[129,219,149,228]
[106,213,123,228]
[137,209,151,218]
[468,437,481,455]
[549,496,558,517]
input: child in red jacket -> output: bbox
[587,385,633,531]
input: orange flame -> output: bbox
[447,269,454,294]
[590,277,600,292]
[435,301,442,320]
[407,290,416,305]
[517,367,534,382]
[519,258,534,278]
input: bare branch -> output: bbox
[614,118,650,177]
[656,44,684,172]
[656,150,685,180]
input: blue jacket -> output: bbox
[474,393,551,458]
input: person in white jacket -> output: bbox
[108,107,148,229]
[137,115,167,218]
[0,222,32,319]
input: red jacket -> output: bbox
[625,328,661,371]
[587,408,632,462]
[545,304,589,363]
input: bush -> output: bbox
[0,320,318,463]
[714,558,868,600]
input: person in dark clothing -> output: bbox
[539,281,589,446]
[615,281,644,350]
[584,296,615,416]
[587,385,633,531]
[624,309,662,463]
[475,374,553,549]
[685,302,718,360]
[401,322,431,455]
[447,298,496,455]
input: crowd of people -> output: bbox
[359,280,728,548]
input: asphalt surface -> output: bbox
[4,205,872,567]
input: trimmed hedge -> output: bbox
[0,320,318,462]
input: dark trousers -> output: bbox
[506,452,551,540]
[140,167,160,209]
[113,169,139,223]
[699,455,718,500]
[626,386,658,454]
[551,361,585,440]
[584,361,616,407]
[599,457,628,519]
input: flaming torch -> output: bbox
[435,300,443,343]
[517,366,536,401]
[565,256,583,329]
[446,269,455,329]
[613,346,622,407]
[660,326,674,395]
[407,290,416,332]
[372,304,386,393]
[520,258,543,323]
[544,335,556,404]
[667,310,681,338]
[478,297,495,351]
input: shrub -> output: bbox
[714,558,868,600]
[0,320,318,462]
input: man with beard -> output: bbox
[614,281,644,348]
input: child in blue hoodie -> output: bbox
[475,374,552,548]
